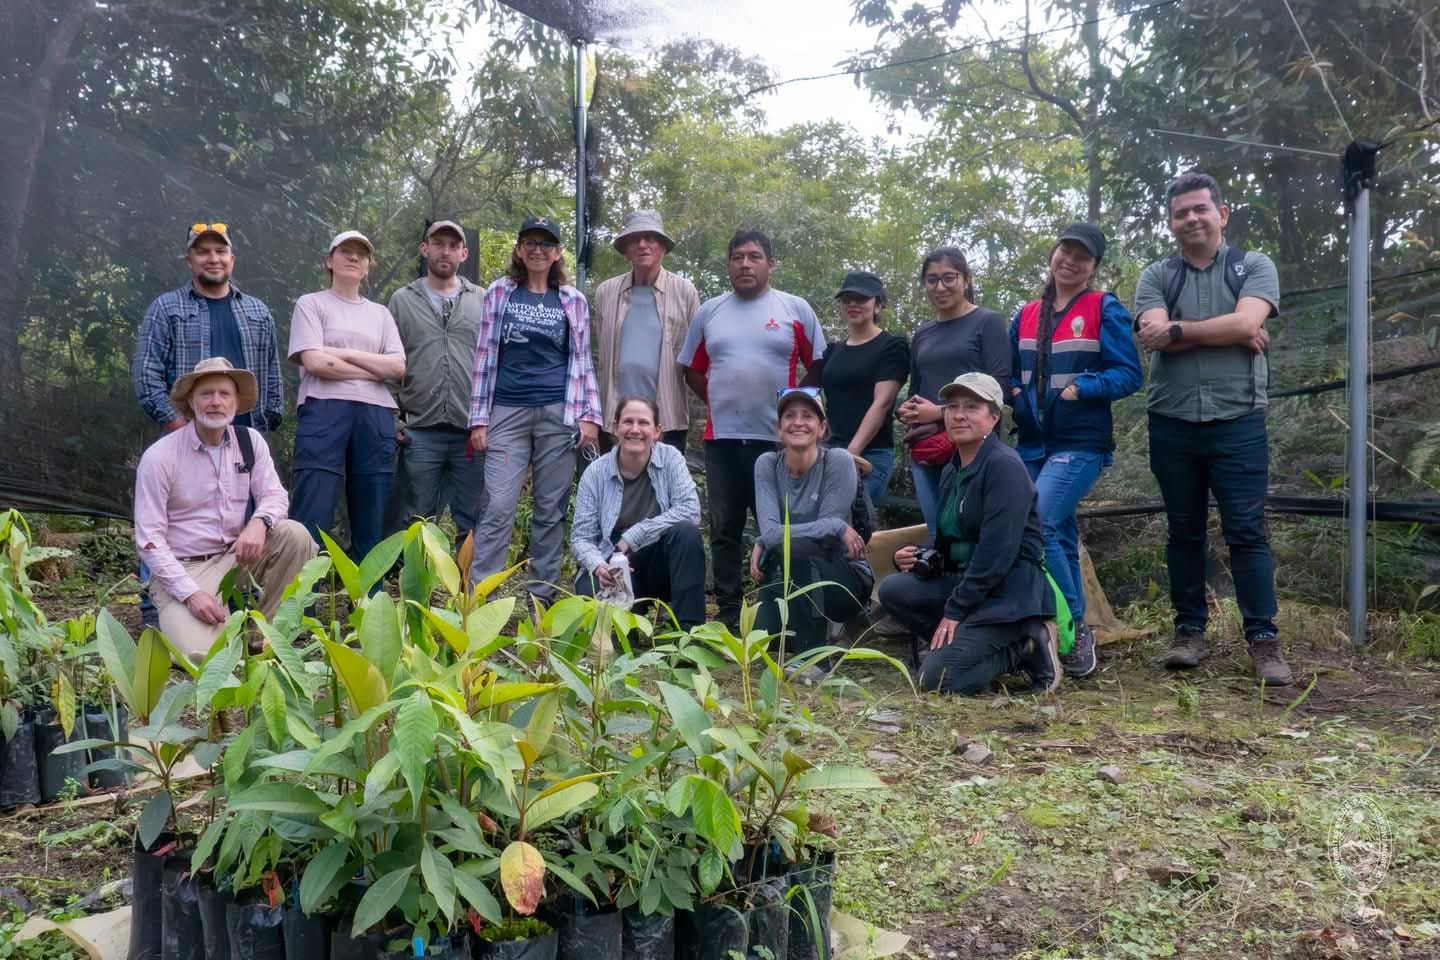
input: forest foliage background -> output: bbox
[2,0,1438,604]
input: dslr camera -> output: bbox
[910,546,944,580]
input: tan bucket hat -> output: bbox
[170,357,258,416]
[612,210,675,252]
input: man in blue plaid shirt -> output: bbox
[131,222,284,434]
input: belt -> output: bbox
[176,550,228,563]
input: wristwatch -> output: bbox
[258,515,275,531]
[1168,323,1183,344]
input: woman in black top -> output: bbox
[896,247,1009,534]
[878,372,1058,695]
[817,271,910,508]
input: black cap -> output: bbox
[519,216,562,244]
[835,270,886,300]
[1056,223,1106,262]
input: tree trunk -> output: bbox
[0,0,93,413]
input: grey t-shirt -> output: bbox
[610,470,660,543]
[753,447,873,578]
[909,307,1009,402]
[617,285,661,401]
[1134,243,1280,422]
[425,284,458,321]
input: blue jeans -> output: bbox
[291,398,397,564]
[1025,450,1108,622]
[911,460,946,537]
[393,426,486,541]
[861,446,895,509]
[1148,411,1278,640]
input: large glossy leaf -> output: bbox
[196,633,244,712]
[420,523,461,597]
[228,782,327,815]
[421,844,457,926]
[134,627,174,721]
[698,846,725,895]
[223,724,257,789]
[473,561,526,602]
[524,692,559,756]
[465,596,516,658]
[394,691,438,812]
[685,776,741,859]
[657,681,713,758]
[95,610,136,710]
[523,782,598,832]
[260,671,288,750]
[794,765,885,791]
[322,641,388,715]
[453,867,502,924]
[351,866,413,936]
[318,531,361,600]
[418,606,469,658]
[138,792,173,851]
[357,530,407,597]
[499,841,545,915]
[364,752,403,807]
[473,682,559,711]
[299,842,353,915]
[358,592,402,683]
[51,672,76,739]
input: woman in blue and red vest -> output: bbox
[1009,224,1142,679]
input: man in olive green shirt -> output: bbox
[1134,172,1292,686]
[387,220,486,541]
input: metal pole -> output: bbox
[1346,183,1370,645]
[573,38,587,290]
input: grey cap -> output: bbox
[612,210,675,253]
[938,372,1005,408]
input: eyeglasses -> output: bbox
[776,386,821,400]
[520,239,559,252]
[190,222,228,235]
[923,272,964,288]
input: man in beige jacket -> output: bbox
[591,210,699,450]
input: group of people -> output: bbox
[129,170,1293,694]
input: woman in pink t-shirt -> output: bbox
[287,230,407,563]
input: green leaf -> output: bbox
[319,531,361,600]
[300,842,353,916]
[657,681,713,757]
[134,627,174,721]
[473,682,559,710]
[95,610,136,709]
[365,751,403,807]
[138,792,173,850]
[351,866,413,936]
[698,846,724,895]
[523,782,598,832]
[794,765,885,791]
[395,691,438,813]
[260,672,288,750]
[420,523,461,597]
[196,634,244,711]
[473,561,526,601]
[192,741,223,770]
[421,844,458,926]
[453,867,502,924]
[359,592,402,684]
[419,606,470,657]
[465,596,517,658]
[525,692,560,756]
[783,750,814,778]
[358,530,407,597]
[190,816,227,877]
[228,782,327,815]
[224,724,257,789]
[323,640,388,715]
[685,776,741,859]
[52,672,76,740]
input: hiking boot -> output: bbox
[1019,621,1061,694]
[1248,634,1294,686]
[1162,625,1210,669]
[871,613,911,638]
[1060,623,1098,679]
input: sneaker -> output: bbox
[1019,621,1062,694]
[1248,634,1294,686]
[1162,625,1210,669]
[1060,623,1098,679]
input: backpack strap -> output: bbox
[233,425,255,474]
[1161,255,1187,319]
[1223,245,1246,303]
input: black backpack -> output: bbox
[1160,246,1247,320]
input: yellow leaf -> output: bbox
[499,841,545,915]
[474,561,527,602]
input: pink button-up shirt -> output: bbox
[134,422,289,602]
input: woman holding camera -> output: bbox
[751,387,872,683]
[570,395,705,629]
[877,373,1059,695]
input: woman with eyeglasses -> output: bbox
[288,230,407,562]
[1008,224,1142,679]
[878,373,1059,696]
[750,387,872,684]
[467,216,603,606]
[897,248,1009,534]
[814,271,910,509]
[570,395,705,629]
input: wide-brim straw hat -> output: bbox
[170,357,258,416]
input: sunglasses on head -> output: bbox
[777,386,821,400]
[191,222,228,235]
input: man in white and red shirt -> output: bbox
[678,229,825,628]
[134,358,315,660]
